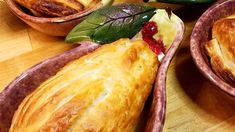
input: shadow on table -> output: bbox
[172,2,235,125]
[174,47,235,125]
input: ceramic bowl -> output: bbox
[0,11,184,132]
[190,0,235,99]
[5,0,104,36]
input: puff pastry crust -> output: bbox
[10,38,158,132]
[15,0,100,17]
[205,15,235,85]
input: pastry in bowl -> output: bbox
[5,0,112,36]
[10,38,158,131]
[14,0,112,17]
[205,14,235,86]
[0,4,184,132]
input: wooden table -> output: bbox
[1,0,235,131]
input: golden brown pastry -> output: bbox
[15,0,100,17]
[10,38,158,131]
[205,15,235,85]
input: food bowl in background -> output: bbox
[5,0,108,36]
[190,0,235,100]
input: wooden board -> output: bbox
[1,0,235,131]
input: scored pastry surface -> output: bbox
[10,38,158,132]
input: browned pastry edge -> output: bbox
[213,18,235,58]
[204,15,235,87]
[14,0,99,17]
[31,0,80,17]
[207,49,235,86]
[0,42,99,132]
[211,57,235,86]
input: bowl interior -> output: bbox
[190,0,235,97]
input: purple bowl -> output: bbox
[190,0,235,99]
[0,17,184,132]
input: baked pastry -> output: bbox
[10,38,158,131]
[205,15,235,85]
[15,0,101,17]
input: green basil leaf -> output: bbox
[65,3,156,44]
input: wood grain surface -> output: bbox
[1,0,235,131]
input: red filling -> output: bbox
[141,21,165,55]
